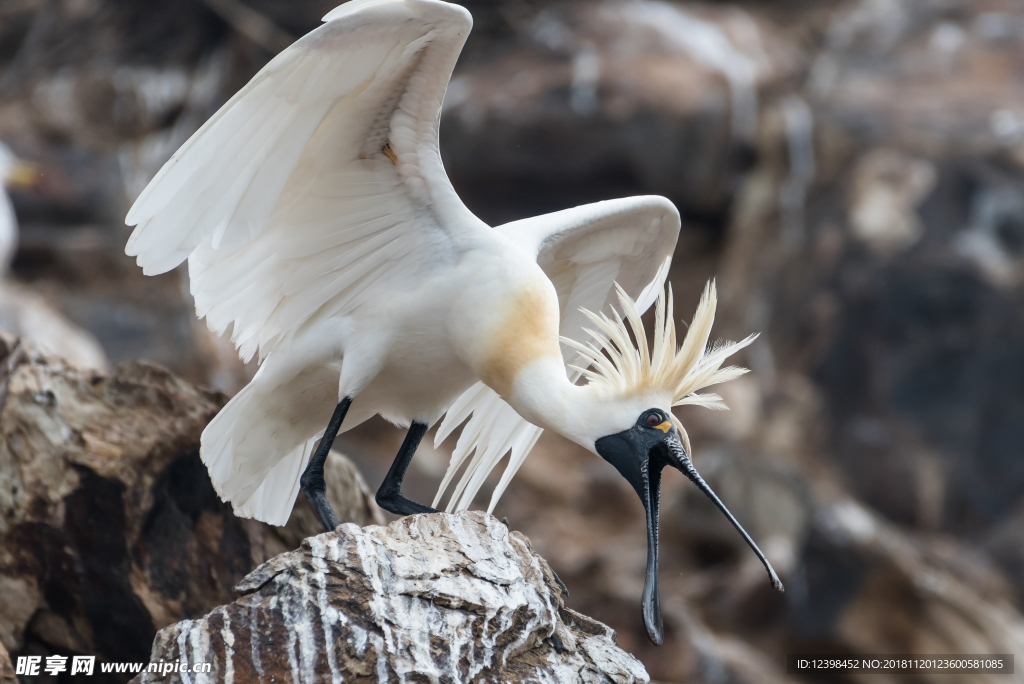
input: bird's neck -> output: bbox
[504,355,611,453]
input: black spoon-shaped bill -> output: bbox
[596,422,783,646]
[639,432,785,644]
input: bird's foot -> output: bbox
[304,488,341,531]
[300,465,340,531]
[375,490,439,516]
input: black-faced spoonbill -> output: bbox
[124,0,782,643]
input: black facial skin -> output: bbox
[595,409,784,645]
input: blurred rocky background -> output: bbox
[1,0,1023,682]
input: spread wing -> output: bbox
[433,196,680,513]
[125,0,482,363]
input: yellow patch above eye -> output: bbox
[6,160,37,189]
[654,420,671,433]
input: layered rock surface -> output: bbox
[135,512,648,684]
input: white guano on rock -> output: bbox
[135,512,649,684]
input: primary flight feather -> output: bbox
[125,0,780,645]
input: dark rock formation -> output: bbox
[0,336,381,678]
[134,512,648,684]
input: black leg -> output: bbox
[376,422,439,516]
[300,397,352,531]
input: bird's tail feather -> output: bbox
[231,436,318,525]
[201,366,340,525]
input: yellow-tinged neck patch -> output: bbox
[478,280,561,398]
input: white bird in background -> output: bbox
[0,143,108,371]
[125,0,781,643]
[0,143,33,271]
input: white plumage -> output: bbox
[123,0,715,528]
[0,144,23,274]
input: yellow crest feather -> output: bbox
[561,279,758,454]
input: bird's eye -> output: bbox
[645,413,663,428]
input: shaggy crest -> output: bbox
[562,279,758,455]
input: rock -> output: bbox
[846,148,936,256]
[134,511,648,684]
[0,335,382,672]
[791,499,1024,662]
[0,641,14,684]
[0,282,109,371]
[808,0,1024,153]
[440,0,800,226]
[718,0,1024,539]
[985,503,1024,607]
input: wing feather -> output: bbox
[126,0,482,362]
[124,0,491,525]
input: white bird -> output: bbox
[0,143,109,371]
[124,0,780,643]
[0,143,32,272]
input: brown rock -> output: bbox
[441,0,800,225]
[808,0,1024,153]
[718,0,1024,540]
[133,512,648,684]
[0,641,14,684]
[0,335,381,677]
[0,282,109,372]
[792,500,1024,671]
